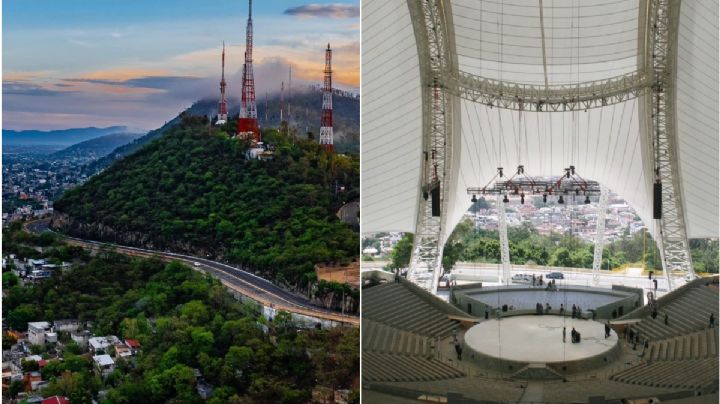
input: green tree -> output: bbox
[2,272,18,289]
[389,233,414,271]
[549,248,573,267]
[7,304,40,330]
[181,300,210,325]
[8,379,23,399]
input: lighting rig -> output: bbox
[467,165,602,205]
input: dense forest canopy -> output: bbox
[2,226,359,403]
[54,115,359,288]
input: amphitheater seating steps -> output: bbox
[362,352,465,382]
[610,357,718,390]
[362,319,431,357]
[647,328,718,361]
[363,282,459,338]
[630,285,718,341]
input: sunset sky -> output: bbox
[3,0,359,130]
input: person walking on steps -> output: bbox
[664,313,668,326]
[710,313,715,328]
[454,342,463,361]
[605,321,611,338]
[563,326,566,343]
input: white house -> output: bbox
[53,320,81,333]
[27,322,51,346]
[92,355,115,377]
[71,331,90,349]
[88,336,120,354]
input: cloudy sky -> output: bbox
[3,0,359,131]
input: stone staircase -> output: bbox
[362,282,460,338]
[647,328,719,361]
[610,321,719,390]
[609,357,718,390]
[362,319,432,356]
[631,285,718,341]
[362,352,465,382]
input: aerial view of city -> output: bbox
[3,1,359,403]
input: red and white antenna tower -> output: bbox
[216,41,228,124]
[288,66,292,120]
[319,43,333,151]
[238,0,260,142]
[280,81,285,123]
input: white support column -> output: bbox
[497,195,511,285]
[406,0,456,293]
[592,187,609,287]
[647,0,694,291]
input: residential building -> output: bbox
[124,339,141,355]
[114,344,132,359]
[88,336,120,354]
[42,397,70,404]
[92,355,115,377]
[53,319,81,333]
[27,322,51,346]
[71,330,90,349]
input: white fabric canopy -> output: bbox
[362,0,719,245]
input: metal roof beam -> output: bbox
[445,69,649,112]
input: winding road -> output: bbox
[24,219,359,326]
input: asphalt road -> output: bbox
[24,219,359,326]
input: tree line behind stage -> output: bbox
[380,222,718,274]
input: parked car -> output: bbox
[511,274,532,283]
[546,272,564,279]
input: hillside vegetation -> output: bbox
[3,226,359,403]
[85,90,359,174]
[54,115,359,291]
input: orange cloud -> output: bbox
[171,41,359,88]
[3,70,56,82]
[79,68,171,82]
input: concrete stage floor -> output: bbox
[464,315,618,363]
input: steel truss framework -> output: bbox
[592,186,609,287]
[406,0,455,292]
[446,70,649,112]
[406,0,692,293]
[647,0,694,288]
[497,194,511,285]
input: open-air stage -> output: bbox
[464,315,620,373]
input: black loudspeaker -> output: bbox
[431,185,441,216]
[653,181,662,219]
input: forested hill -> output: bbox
[53,114,359,291]
[84,89,359,175]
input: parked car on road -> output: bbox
[546,272,564,279]
[511,274,532,283]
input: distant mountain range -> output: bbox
[51,132,144,159]
[2,126,146,146]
